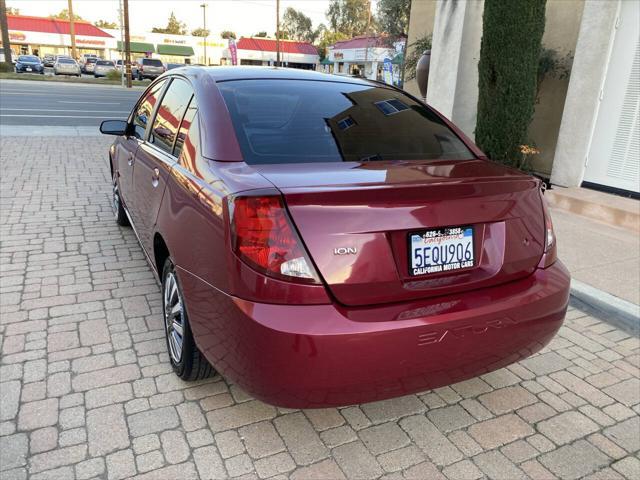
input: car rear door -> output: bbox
[130,77,194,255]
[116,79,167,209]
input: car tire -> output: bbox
[161,258,214,381]
[112,174,129,227]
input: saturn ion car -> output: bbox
[100,67,570,408]
[53,57,81,77]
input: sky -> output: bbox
[6,0,352,38]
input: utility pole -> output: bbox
[119,0,124,86]
[68,0,77,59]
[363,0,371,78]
[123,0,132,88]
[275,0,280,67]
[0,0,13,67]
[200,3,207,65]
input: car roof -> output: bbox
[179,66,373,86]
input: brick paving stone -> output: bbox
[127,406,179,437]
[442,459,484,480]
[399,415,463,466]
[192,446,226,479]
[468,414,534,449]
[539,439,610,479]
[17,398,58,431]
[402,461,447,480]
[29,444,87,474]
[29,427,58,454]
[521,351,573,376]
[215,430,245,458]
[377,445,425,473]
[603,378,640,407]
[87,404,129,456]
[604,416,640,453]
[304,408,345,431]
[240,421,285,459]
[360,395,425,423]
[160,430,190,464]
[333,441,383,480]
[0,380,21,421]
[274,412,329,465]
[478,385,537,415]
[473,450,527,479]
[106,448,136,480]
[537,411,600,445]
[319,425,358,448]
[612,457,640,479]
[0,433,28,472]
[75,457,105,480]
[254,451,296,479]
[427,405,475,432]
[289,458,346,480]
[359,422,410,455]
[206,400,276,432]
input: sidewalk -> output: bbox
[551,207,640,306]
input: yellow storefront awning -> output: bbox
[156,44,195,56]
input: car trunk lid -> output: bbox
[254,160,546,306]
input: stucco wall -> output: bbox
[528,0,585,176]
[404,0,436,97]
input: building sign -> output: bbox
[76,38,105,46]
[163,38,187,45]
[9,31,26,42]
[228,38,237,66]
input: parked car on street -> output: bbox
[115,59,139,77]
[42,54,56,67]
[135,57,165,80]
[166,63,185,70]
[53,57,81,77]
[14,55,44,74]
[94,60,116,78]
[100,67,570,408]
[81,57,99,74]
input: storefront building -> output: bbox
[327,35,405,83]
[221,37,319,69]
[3,14,112,58]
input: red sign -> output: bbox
[228,39,237,66]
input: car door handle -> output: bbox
[127,154,134,166]
[151,168,160,188]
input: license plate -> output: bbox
[26,67,32,72]
[409,226,474,276]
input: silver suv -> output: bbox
[135,58,165,80]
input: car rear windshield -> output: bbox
[59,59,76,64]
[86,58,98,63]
[97,61,114,66]
[217,79,475,165]
[143,59,163,67]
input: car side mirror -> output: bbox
[100,120,128,136]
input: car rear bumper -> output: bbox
[182,261,570,408]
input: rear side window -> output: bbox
[132,80,166,139]
[218,80,474,164]
[143,59,163,67]
[149,78,193,155]
[174,98,197,159]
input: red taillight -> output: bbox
[230,194,320,283]
[540,193,557,268]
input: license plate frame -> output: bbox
[408,226,475,276]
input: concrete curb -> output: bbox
[0,78,147,90]
[570,279,640,335]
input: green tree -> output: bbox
[221,30,236,40]
[316,27,348,61]
[254,31,268,38]
[94,19,117,29]
[50,8,84,21]
[191,27,210,37]
[6,6,19,15]
[326,0,371,37]
[151,12,187,35]
[376,0,410,37]
[281,7,316,42]
[475,0,547,167]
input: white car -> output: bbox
[94,60,116,78]
[53,58,81,77]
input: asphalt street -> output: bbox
[0,79,143,127]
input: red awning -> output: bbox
[236,37,317,55]
[7,15,113,38]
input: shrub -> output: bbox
[0,62,14,73]
[475,0,547,167]
[404,34,432,81]
[106,69,121,81]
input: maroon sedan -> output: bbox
[101,67,570,408]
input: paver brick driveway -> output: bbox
[1,136,639,480]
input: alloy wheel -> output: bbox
[163,272,184,363]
